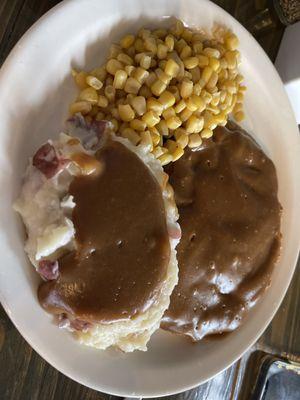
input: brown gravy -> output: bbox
[38,140,170,322]
[161,122,281,340]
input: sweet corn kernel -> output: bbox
[118,104,135,121]
[86,75,103,90]
[198,55,209,68]
[106,59,123,75]
[120,34,135,49]
[156,120,169,136]
[201,66,213,83]
[142,110,160,127]
[79,87,98,104]
[152,146,165,158]
[157,44,168,59]
[174,99,186,113]
[188,133,202,148]
[193,41,203,54]
[113,70,128,89]
[151,79,167,96]
[69,101,92,115]
[124,77,141,94]
[203,47,220,58]
[166,116,182,130]
[180,79,193,98]
[158,90,176,109]
[159,153,173,166]
[155,68,171,85]
[171,19,184,37]
[133,67,149,84]
[150,129,161,146]
[124,65,135,76]
[225,51,237,69]
[225,33,239,51]
[73,71,88,89]
[234,111,245,122]
[165,59,180,77]
[201,128,213,138]
[140,54,151,69]
[130,118,146,131]
[171,144,184,161]
[180,46,192,59]
[104,85,116,102]
[131,96,146,116]
[209,57,220,71]
[165,139,177,152]
[179,107,193,122]
[122,128,140,145]
[98,95,109,108]
[184,56,199,69]
[109,44,122,59]
[162,107,176,120]
[139,131,153,152]
[144,37,157,54]
[174,128,189,148]
[117,53,133,66]
[165,35,174,51]
[147,97,164,115]
[139,85,152,98]
[206,71,218,89]
[186,115,204,133]
[190,66,201,83]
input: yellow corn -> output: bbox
[158,153,173,166]
[234,111,245,122]
[79,87,98,104]
[118,104,135,122]
[133,67,149,84]
[165,35,174,51]
[184,56,199,69]
[122,128,140,145]
[124,77,141,94]
[180,79,193,98]
[186,115,204,133]
[157,44,168,59]
[142,110,160,127]
[162,107,176,120]
[131,96,146,116]
[151,79,167,96]
[201,128,213,138]
[98,95,109,108]
[130,118,147,131]
[104,85,116,102]
[117,53,133,66]
[86,75,103,90]
[106,59,123,75]
[139,131,153,152]
[113,70,128,89]
[174,99,186,113]
[158,90,176,109]
[147,97,164,115]
[69,101,92,115]
[166,116,182,130]
[120,34,135,49]
[188,133,202,148]
[156,120,169,136]
[171,144,184,161]
[164,59,180,77]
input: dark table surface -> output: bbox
[0,1,299,400]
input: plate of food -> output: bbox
[0,0,299,397]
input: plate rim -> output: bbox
[0,0,300,397]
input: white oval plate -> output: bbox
[0,0,299,397]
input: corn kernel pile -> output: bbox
[70,19,246,165]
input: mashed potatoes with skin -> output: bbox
[14,116,180,352]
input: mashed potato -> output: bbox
[14,116,180,352]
